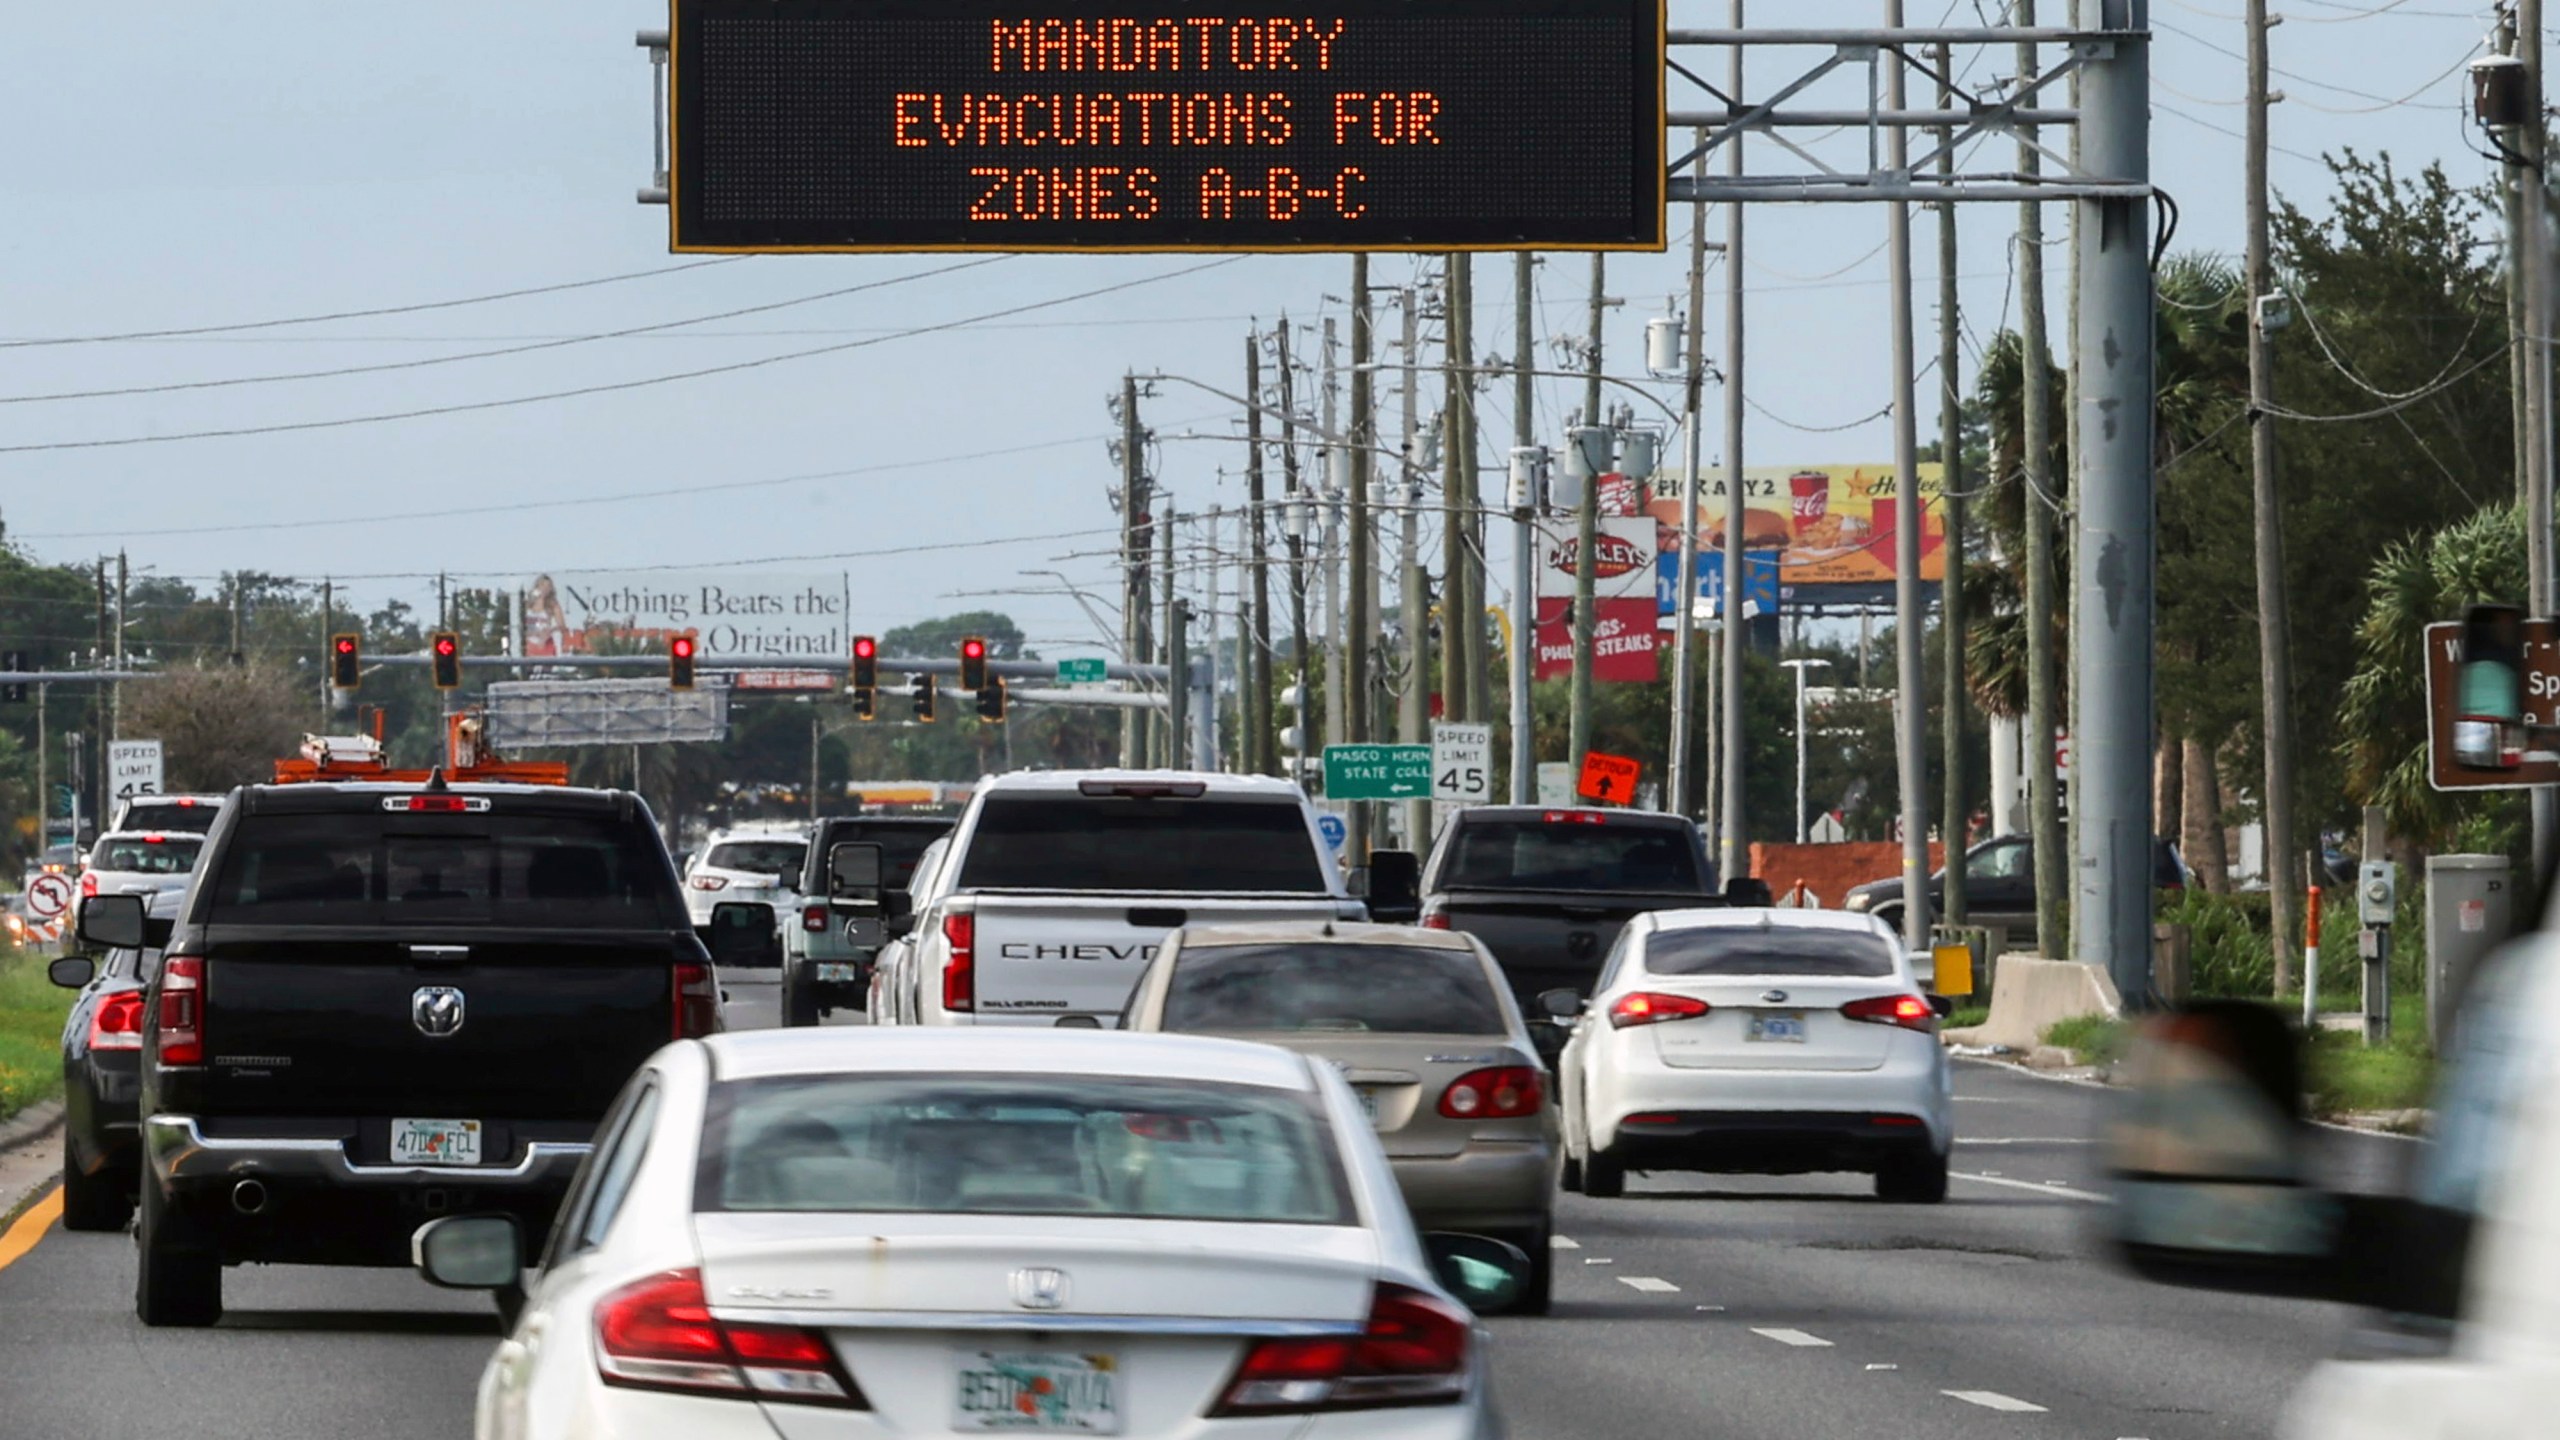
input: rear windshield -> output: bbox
[1162,943,1509,1035]
[704,840,806,877]
[1442,818,1706,892]
[956,797,1327,893]
[698,1074,1351,1225]
[117,801,220,835]
[95,837,202,874]
[205,813,685,929]
[819,825,947,892]
[1644,927,1898,978]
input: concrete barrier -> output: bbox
[1941,953,2124,1052]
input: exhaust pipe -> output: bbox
[230,1179,269,1216]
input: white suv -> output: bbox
[681,827,810,930]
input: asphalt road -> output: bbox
[0,1059,2412,1440]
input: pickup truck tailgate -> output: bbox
[968,895,1357,1024]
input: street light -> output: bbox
[1780,658,1832,844]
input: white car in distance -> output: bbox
[413,1028,1522,1439]
[73,830,204,932]
[1553,907,1954,1203]
[683,828,810,930]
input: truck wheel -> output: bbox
[60,1158,133,1233]
[1558,1150,1585,1194]
[1508,1225,1554,1316]
[1583,1147,1626,1199]
[1875,1150,1949,1204]
[783,980,819,1029]
[136,1184,222,1327]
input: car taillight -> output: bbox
[801,902,829,933]
[79,871,97,897]
[673,962,719,1039]
[89,990,146,1052]
[1438,1066,1544,1119]
[594,1268,864,1408]
[1608,992,1711,1029]
[1840,993,1937,1032]
[1418,908,1451,931]
[690,875,729,892]
[157,956,205,1066]
[1214,1283,1471,1416]
[942,912,975,1013]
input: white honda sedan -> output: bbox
[413,1028,1520,1439]
[1551,908,1954,1203]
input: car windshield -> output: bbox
[704,840,805,876]
[1442,818,1706,891]
[1644,926,1898,978]
[118,801,219,835]
[205,813,685,929]
[1161,943,1510,1034]
[956,797,1327,892]
[95,837,202,874]
[698,1074,1352,1225]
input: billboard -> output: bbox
[1644,463,1947,610]
[666,0,1667,253]
[1533,518,1657,682]
[519,572,851,662]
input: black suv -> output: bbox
[85,780,719,1327]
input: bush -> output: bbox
[2160,888,2423,1006]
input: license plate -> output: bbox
[1746,1012,1807,1044]
[815,963,860,982]
[390,1118,483,1166]
[953,1350,1123,1432]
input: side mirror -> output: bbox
[1724,876,1774,907]
[705,901,781,968]
[2453,602,2526,769]
[884,912,917,940]
[48,955,96,989]
[1537,987,1584,1021]
[828,842,885,904]
[1422,1232,1531,1314]
[1925,993,1955,1019]
[77,893,145,950]
[1364,849,1421,923]
[412,1213,524,1290]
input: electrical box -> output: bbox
[2355,860,2396,927]
[2425,854,2512,1052]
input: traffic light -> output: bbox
[851,635,878,691]
[910,672,937,723]
[330,633,361,689]
[853,686,877,722]
[1,650,24,704]
[669,634,697,690]
[429,632,462,690]
[958,635,988,691]
[977,677,1007,723]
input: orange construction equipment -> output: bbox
[273,709,568,786]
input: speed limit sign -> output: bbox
[1432,722,1493,804]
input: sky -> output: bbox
[0,0,2508,666]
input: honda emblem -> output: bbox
[1009,1267,1071,1311]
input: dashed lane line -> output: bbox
[1954,1136,2096,1145]
[0,1187,61,1274]
[1944,1390,2049,1413]
[1750,1328,1835,1348]
[1551,1235,1582,1250]
[1617,1276,1681,1293]
[1953,1171,2109,1203]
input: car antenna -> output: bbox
[422,766,450,793]
[1322,920,1335,938]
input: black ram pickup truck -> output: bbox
[88,780,720,1327]
[1418,807,1733,1037]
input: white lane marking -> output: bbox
[1692,1304,1727,1313]
[1864,1363,1899,1371]
[1583,1257,1615,1265]
[1617,1276,1680,1293]
[1955,1136,2096,1145]
[1944,1390,2049,1413]
[1954,1171,2109,1204]
[1750,1328,1834,1348]
[1551,1235,1582,1250]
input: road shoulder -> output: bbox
[0,1099,63,1230]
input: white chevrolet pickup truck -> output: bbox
[860,770,1401,1027]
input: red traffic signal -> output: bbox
[429,631,462,690]
[852,634,878,691]
[330,633,362,689]
[669,634,698,690]
[959,635,989,691]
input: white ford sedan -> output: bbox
[1551,908,1954,1203]
[414,1028,1519,1439]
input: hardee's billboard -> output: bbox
[1643,463,1946,605]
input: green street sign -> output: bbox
[1324,744,1433,801]
[1056,658,1108,686]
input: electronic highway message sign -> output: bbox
[667,0,1667,253]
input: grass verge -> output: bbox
[2039,1013,2129,1065]
[2303,994,2435,1121]
[0,945,72,1124]
[1944,1004,1990,1030]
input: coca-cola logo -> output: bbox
[1547,534,1647,578]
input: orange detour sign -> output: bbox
[1577,750,1641,805]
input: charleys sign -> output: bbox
[1535,518,1659,683]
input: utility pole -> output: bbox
[1348,258,1376,855]
[1452,256,1491,728]
[1937,42,1969,925]
[1159,505,1178,766]
[1244,334,1275,775]
[1668,128,1711,817]
[1399,287,1432,846]
[1278,321,1311,779]
[1886,0,1931,957]
[2518,0,2556,875]
[1169,599,1192,768]
[1510,254,1538,802]
[1119,373,1148,768]
[2246,0,2299,993]
[1321,319,1346,752]
[1567,255,1606,769]
[112,551,127,744]
[228,576,245,667]
[2017,2,2066,959]
[2503,8,2531,511]
[1441,261,1470,730]
[1718,0,1750,880]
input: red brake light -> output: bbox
[673,962,719,1039]
[595,1268,863,1407]
[1608,992,1711,1029]
[89,990,146,1052]
[1418,907,1451,931]
[800,902,829,932]
[1840,994,1937,1033]
[1438,1066,1544,1120]
[80,871,97,897]
[1541,810,1607,825]
[380,794,490,813]
[143,835,164,844]
[157,956,206,1066]
[942,912,975,1012]
[690,875,730,892]
[1214,1283,1471,1416]
[176,798,197,807]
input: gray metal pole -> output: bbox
[1322,320,1346,752]
[1567,256,1605,770]
[1887,0,1932,957]
[1120,374,1146,768]
[2245,0,2300,994]
[2521,0,2556,876]
[2073,0,2156,1003]
[2017,3,2067,958]
[1170,599,1192,768]
[1511,254,1538,803]
[1159,506,1178,767]
[1455,256,1493,728]
[1669,127,1711,818]
[1719,0,1749,879]
[1245,335,1275,776]
[1937,41,1970,927]
[1399,289,1431,847]
[1349,259,1375,857]
[1795,666,1809,843]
